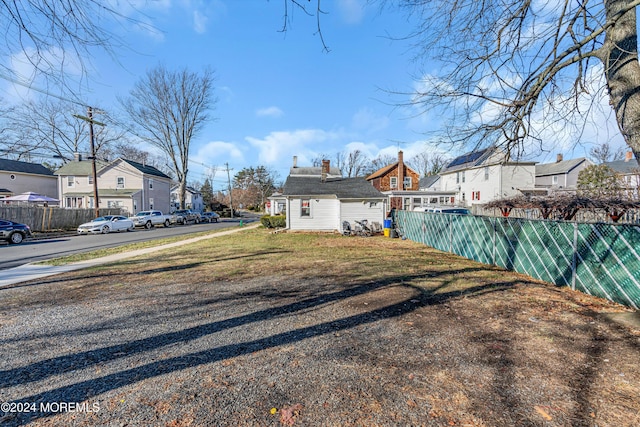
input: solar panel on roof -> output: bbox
[447,149,488,168]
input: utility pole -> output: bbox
[73,107,105,218]
[225,162,234,219]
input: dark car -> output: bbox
[0,219,32,244]
[200,212,220,223]
[173,209,200,224]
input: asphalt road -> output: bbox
[0,217,256,270]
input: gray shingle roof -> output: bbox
[283,176,384,199]
[604,158,640,174]
[419,175,439,189]
[123,159,171,179]
[536,157,590,176]
[0,158,54,176]
[54,160,108,175]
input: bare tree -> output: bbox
[343,149,370,177]
[407,152,448,177]
[286,1,640,165]
[0,1,145,94]
[391,0,640,164]
[589,142,626,164]
[121,65,216,209]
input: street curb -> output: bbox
[0,223,261,287]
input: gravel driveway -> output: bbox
[1,230,639,426]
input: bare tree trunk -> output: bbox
[600,0,640,165]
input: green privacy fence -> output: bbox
[395,210,640,309]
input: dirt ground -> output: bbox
[1,230,639,426]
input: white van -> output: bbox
[413,206,470,215]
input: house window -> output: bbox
[301,199,311,217]
[88,175,93,185]
[552,176,558,185]
[390,176,398,189]
[149,179,154,189]
[472,191,480,201]
[107,201,124,208]
[462,171,466,183]
[10,174,15,180]
[67,176,75,187]
[116,176,125,189]
[484,167,489,181]
[403,177,412,189]
[456,172,460,184]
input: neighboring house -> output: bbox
[366,151,446,211]
[534,154,593,193]
[55,155,172,214]
[267,192,286,216]
[439,146,536,207]
[282,159,386,232]
[605,151,640,199]
[0,158,58,202]
[171,185,203,212]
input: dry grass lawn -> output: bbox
[1,228,639,426]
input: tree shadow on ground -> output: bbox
[3,268,515,426]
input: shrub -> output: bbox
[260,214,286,228]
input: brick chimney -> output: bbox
[625,151,634,162]
[321,159,330,182]
[556,153,563,163]
[397,151,404,189]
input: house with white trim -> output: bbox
[0,158,58,201]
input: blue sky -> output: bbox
[94,0,430,188]
[0,0,629,190]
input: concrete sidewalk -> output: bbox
[0,223,260,287]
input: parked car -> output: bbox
[413,206,470,215]
[0,219,32,244]
[200,212,220,223]
[173,209,200,224]
[77,215,135,234]
[129,210,175,229]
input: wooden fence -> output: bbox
[0,206,123,232]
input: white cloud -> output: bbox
[193,10,208,34]
[196,140,245,163]
[256,106,284,118]
[351,107,390,133]
[338,0,367,25]
[246,129,343,165]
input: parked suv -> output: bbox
[173,209,201,224]
[0,219,32,244]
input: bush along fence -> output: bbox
[395,210,640,309]
[0,206,123,232]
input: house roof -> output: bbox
[365,160,419,181]
[0,158,55,176]
[171,185,200,194]
[289,166,342,177]
[536,157,590,177]
[283,176,384,199]
[604,158,640,174]
[442,147,497,173]
[122,159,171,179]
[419,175,440,189]
[54,160,108,175]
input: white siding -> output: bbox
[289,198,340,231]
[340,201,385,231]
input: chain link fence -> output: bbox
[395,210,640,309]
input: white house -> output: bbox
[170,185,203,212]
[282,159,386,232]
[605,151,640,199]
[438,147,536,206]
